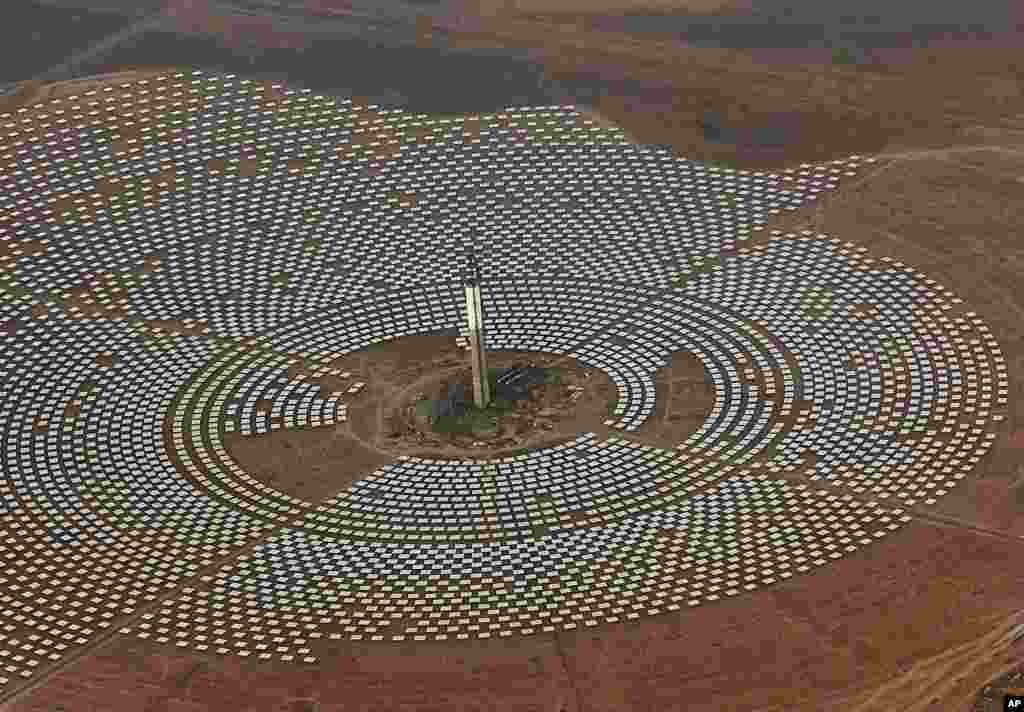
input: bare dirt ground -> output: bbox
[375,349,617,457]
[5,4,1024,711]
[227,332,715,485]
[7,521,1024,712]
[354,344,712,458]
[442,2,1024,171]
[224,336,624,491]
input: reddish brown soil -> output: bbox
[225,425,395,503]
[6,521,1024,712]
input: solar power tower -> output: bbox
[462,236,491,409]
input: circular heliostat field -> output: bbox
[0,69,1009,676]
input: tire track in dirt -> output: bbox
[841,609,1024,712]
[771,142,1024,245]
[874,144,1024,162]
[940,154,1024,184]
[27,10,169,85]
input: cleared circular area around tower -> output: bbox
[0,69,1008,681]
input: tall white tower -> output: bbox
[463,238,490,409]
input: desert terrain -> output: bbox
[2,1,1024,711]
